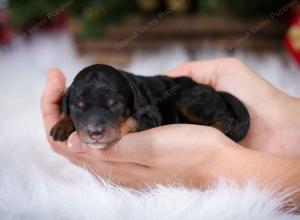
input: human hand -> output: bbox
[41,68,237,187]
[78,124,234,188]
[40,69,87,166]
[166,58,300,157]
[41,67,300,194]
[57,120,233,188]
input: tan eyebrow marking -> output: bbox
[106,98,115,106]
[78,101,85,108]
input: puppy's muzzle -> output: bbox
[87,126,105,140]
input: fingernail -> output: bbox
[67,133,86,153]
[67,140,72,148]
[47,68,59,82]
[47,69,54,81]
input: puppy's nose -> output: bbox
[88,127,104,140]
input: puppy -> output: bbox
[50,64,250,148]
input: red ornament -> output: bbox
[0,10,13,44]
[284,5,300,65]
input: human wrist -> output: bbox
[242,90,300,156]
[206,142,300,207]
[271,94,300,156]
[212,143,300,188]
[197,137,241,187]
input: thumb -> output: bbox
[164,63,191,77]
[41,68,66,135]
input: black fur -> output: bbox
[51,64,250,143]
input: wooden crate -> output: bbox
[68,15,286,66]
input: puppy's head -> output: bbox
[63,64,137,148]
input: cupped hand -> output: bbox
[41,58,300,189]
[166,58,300,157]
[71,123,233,188]
[41,68,235,187]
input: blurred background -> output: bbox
[1,0,299,64]
[0,0,300,96]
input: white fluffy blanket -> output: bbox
[0,32,299,219]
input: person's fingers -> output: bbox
[49,139,87,166]
[67,132,87,153]
[86,124,207,165]
[67,124,166,166]
[41,68,66,135]
[84,127,163,166]
[90,159,150,180]
[66,131,155,180]
[165,60,221,86]
[66,132,151,177]
[165,58,246,89]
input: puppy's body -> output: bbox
[51,64,250,148]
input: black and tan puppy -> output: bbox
[50,64,250,148]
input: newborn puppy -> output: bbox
[50,64,250,148]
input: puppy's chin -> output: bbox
[83,139,119,149]
[82,138,120,149]
[87,143,107,149]
[77,130,120,149]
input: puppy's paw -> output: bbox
[50,118,75,141]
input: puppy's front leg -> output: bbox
[50,115,75,141]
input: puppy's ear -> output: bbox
[61,87,70,115]
[120,72,162,130]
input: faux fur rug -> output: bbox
[0,32,299,220]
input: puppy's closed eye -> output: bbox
[106,98,115,106]
[77,101,85,108]
[106,97,125,108]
